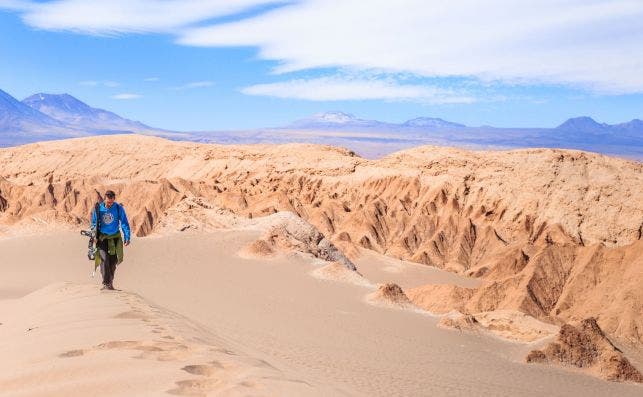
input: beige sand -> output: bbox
[0,283,328,396]
[1,230,642,396]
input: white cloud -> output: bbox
[178,0,643,94]
[170,81,215,90]
[144,77,160,82]
[2,0,285,34]
[242,75,475,103]
[5,0,643,94]
[111,93,142,100]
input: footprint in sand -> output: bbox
[59,349,85,358]
[182,364,220,376]
[135,340,190,361]
[97,340,141,349]
[211,347,238,356]
[167,378,223,396]
[113,310,150,320]
[238,380,260,388]
[60,339,191,362]
[167,362,228,396]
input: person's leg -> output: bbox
[98,240,113,288]
[107,253,118,288]
[107,236,123,289]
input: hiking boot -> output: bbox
[107,284,115,290]
[101,284,109,290]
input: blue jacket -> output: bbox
[91,202,131,242]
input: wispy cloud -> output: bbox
[4,1,643,94]
[144,77,160,82]
[170,81,214,90]
[178,0,643,94]
[242,75,475,104]
[111,93,142,100]
[79,80,119,87]
[0,0,284,34]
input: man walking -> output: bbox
[91,190,131,290]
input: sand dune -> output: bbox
[0,282,329,396]
[1,134,642,388]
[2,231,642,396]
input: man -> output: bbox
[91,190,131,290]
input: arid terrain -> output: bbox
[0,134,641,396]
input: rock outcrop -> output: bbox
[526,318,643,383]
[241,212,357,271]
[366,283,416,309]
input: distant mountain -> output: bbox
[287,111,465,131]
[301,111,357,124]
[0,89,185,147]
[0,88,65,133]
[551,116,643,145]
[555,117,610,134]
[23,93,152,132]
[402,117,466,129]
[613,119,643,134]
[288,111,397,131]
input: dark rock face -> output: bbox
[526,318,643,383]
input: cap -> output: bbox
[105,190,116,198]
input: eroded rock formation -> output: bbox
[0,135,641,346]
[526,318,643,383]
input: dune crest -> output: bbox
[0,282,328,395]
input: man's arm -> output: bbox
[119,204,131,244]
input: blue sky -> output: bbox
[1,1,642,131]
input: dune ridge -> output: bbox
[0,282,330,396]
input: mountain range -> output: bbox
[0,89,65,133]
[286,110,643,137]
[22,93,151,133]
[287,111,468,131]
[0,88,179,146]
[1,88,642,159]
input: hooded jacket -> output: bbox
[90,202,131,242]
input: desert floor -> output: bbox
[1,230,641,396]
